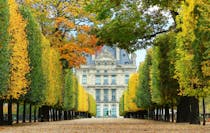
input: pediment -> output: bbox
[96,48,115,61]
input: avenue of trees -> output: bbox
[102,0,210,125]
[119,31,209,124]
[0,0,209,126]
[0,0,96,125]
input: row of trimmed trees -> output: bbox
[0,0,96,125]
[119,74,147,118]
[120,30,209,125]
[87,0,209,125]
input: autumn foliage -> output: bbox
[119,73,142,115]
[25,0,99,68]
[0,0,97,124]
[8,0,30,99]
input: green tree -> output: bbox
[119,94,124,116]
[63,69,76,111]
[19,6,46,105]
[87,0,170,51]
[151,32,179,121]
[150,46,162,105]
[0,0,10,121]
[136,50,152,109]
[175,0,210,124]
[88,93,96,116]
[0,0,10,98]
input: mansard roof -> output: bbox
[86,46,133,65]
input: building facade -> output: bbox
[76,46,136,117]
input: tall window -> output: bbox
[125,75,129,84]
[103,105,109,117]
[104,89,108,102]
[103,75,108,85]
[111,105,116,117]
[96,105,101,117]
[111,75,116,85]
[96,89,101,101]
[95,75,101,85]
[111,89,116,101]
[82,75,87,84]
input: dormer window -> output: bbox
[125,62,129,64]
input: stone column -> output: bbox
[116,47,120,61]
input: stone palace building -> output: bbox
[76,46,136,117]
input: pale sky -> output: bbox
[135,49,146,70]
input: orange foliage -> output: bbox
[55,17,75,29]
[26,0,100,68]
[59,30,98,68]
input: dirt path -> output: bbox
[0,118,209,133]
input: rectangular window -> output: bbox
[103,75,108,85]
[95,75,101,85]
[96,105,101,117]
[111,105,116,117]
[111,75,116,85]
[104,89,108,102]
[82,75,87,84]
[125,75,129,84]
[103,105,109,117]
[96,89,101,102]
[111,89,116,101]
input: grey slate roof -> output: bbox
[86,46,132,65]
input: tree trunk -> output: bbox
[162,107,164,121]
[202,97,206,126]
[0,100,4,122]
[8,99,13,125]
[148,109,154,120]
[176,96,190,123]
[49,108,52,121]
[189,97,200,124]
[52,109,55,121]
[171,105,174,123]
[69,110,71,119]
[58,110,62,120]
[16,101,19,124]
[34,107,36,122]
[69,110,72,120]
[156,108,159,120]
[22,101,26,123]
[29,104,32,122]
[165,105,170,122]
[38,107,41,122]
[55,110,58,121]
[64,111,67,120]
[39,106,49,122]
[72,111,75,119]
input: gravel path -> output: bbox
[0,118,209,133]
